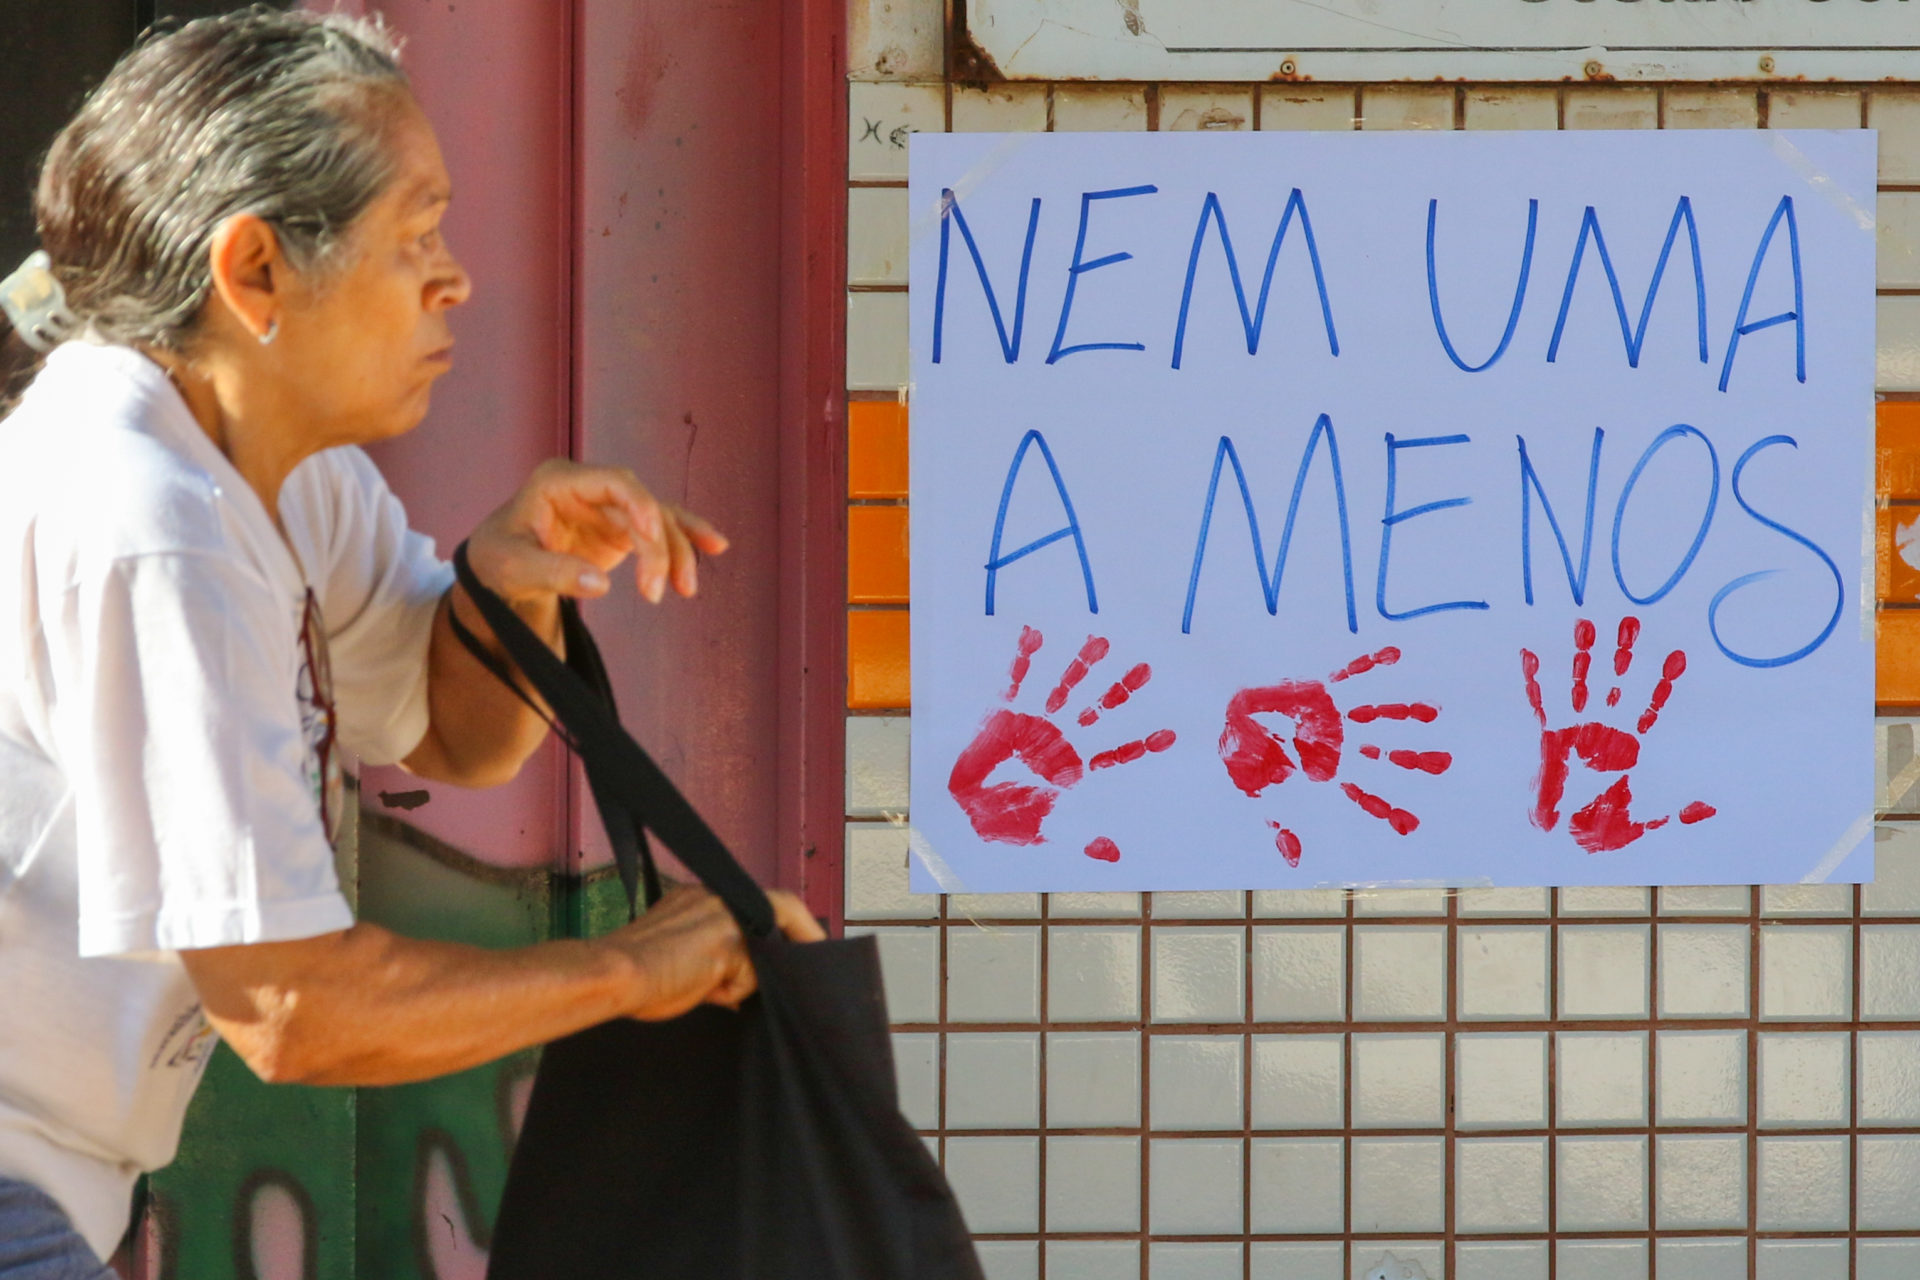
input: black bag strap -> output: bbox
[447,542,776,937]
[443,553,661,916]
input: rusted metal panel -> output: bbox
[965,0,1920,83]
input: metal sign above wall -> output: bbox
[966,0,1920,83]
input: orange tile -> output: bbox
[1878,402,1920,501]
[1880,609,1920,704]
[1884,507,1920,604]
[848,609,910,709]
[849,400,909,499]
[848,505,911,603]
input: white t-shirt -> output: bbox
[0,342,454,1257]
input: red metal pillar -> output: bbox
[779,0,851,928]
[359,0,574,870]
[362,0,845,916]
[570,0,845,909]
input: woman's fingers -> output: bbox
[676,506,730,557]
[630,524,672,604]
[613,886,822,1020]
[466,536,609,602]
[768,889,827,943]
[661,507,698,599]
[516,462,728,604]
[706,958,759,1010]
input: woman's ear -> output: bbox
[205,213,285,344]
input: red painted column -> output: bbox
[778,0,850,925]
[358,0,574,870]
[351,0,846,906]
[571,0,788,886]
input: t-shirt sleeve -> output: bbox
[52,553,354,957]
[306,449,455,767]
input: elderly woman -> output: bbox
[0,10,821,1275]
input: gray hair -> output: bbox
[31,6,410,352]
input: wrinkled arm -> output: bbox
[179,885,824,1087]
[401,582,559,787]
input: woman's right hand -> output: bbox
[604,884,825,1020]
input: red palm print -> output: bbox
[1219,646,1452,866]
[948,627,1175,862]
[1522,617,1716,853]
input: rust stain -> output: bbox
[1168,104,1248,132]
[949,0,1005,86]
[614,19,672,135]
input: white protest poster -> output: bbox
[906,130,1876,893]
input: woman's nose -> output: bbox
[433,245,473,311]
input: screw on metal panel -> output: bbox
[1280,58,1297,76]
[1759,55,1776,73]
[1583,59,1604,79]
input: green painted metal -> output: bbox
[141,808,568,1279]
[147,1049,357,1280]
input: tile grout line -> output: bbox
[1747,884,1762,1280]
[1646,913,1661,1274]
[1851,878,1864,1280]
[1547,889,1560,1280]
[1037,893,1049,1279]
[1243,891,1254,1280]
[1444,887,1460,1280]
[1344,888,1355,1280]
[1139,892,1153,1280]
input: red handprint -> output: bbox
[1522,617,1716,853]
[1219,646,1453,867]
[948,627,1175,862]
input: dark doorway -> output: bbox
[0,1,287,268]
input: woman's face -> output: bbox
[277,100,470,443]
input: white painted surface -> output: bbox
[909,130,1876,891]
[967,0,1920,83]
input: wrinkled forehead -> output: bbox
[374,105,453,217]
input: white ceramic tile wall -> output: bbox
[1157,86,1252,133]
[1250,1034,1344,1129]
[1258,87,1355,133]
[1564,87,1657,131]
[845,0,941,81]
[1462,87,1557,132]
[1051,86,1147,134]
[846,82,944,181]
[951,85,1047,134]
[1663,87,1759,130]
[847,73,1920,1278]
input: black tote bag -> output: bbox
[446,546,983,1280]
